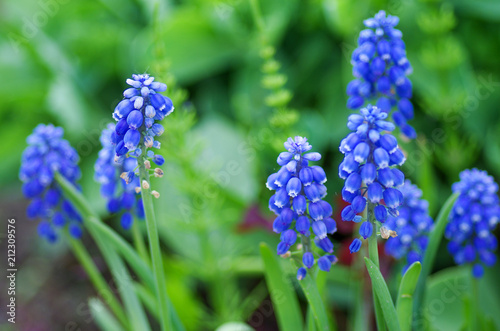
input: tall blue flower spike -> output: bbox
[95,123,145,230]
[445,169,500,278]
[20,124,83,242]
[347,10,416,139]
[267,137,338,280]
[339,105,406,252]
[384,180,434,273]
[112,74,173,162]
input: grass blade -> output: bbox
[91,229,151,331]
[55,173,155,289]
[364,257,401,331]
[260,243,303,331]
[89,298,123,331]
[292,263,331,331]
[396,262,421,331]
[67,235,128,329]
[413,192,460,320]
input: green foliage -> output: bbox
[364,258,401,331]
[260,243,303,331]
[3,0,500,330]
[396,262,422,331]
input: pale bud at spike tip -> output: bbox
[142,180,150,190]
[152,190,160,199]
[135,187,141,194]
[144,160,151,169]
[154,168,164,178]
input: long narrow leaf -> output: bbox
[55,173,185,330]
[364,257,401,331]
[135,284,186,331]
[396,262,421,331]
[413,193,460,319]
[260,243,303,331]
[91,229,151,331]
[89,298,123,331]
[292,262,330,331]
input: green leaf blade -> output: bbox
[364,257,401,331]
[293,265,331,331]
[89,298,123,331]
[259,243,303,331]
[396,262,422,331]
[413,192,460,320]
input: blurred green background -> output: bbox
[1,0,500,330]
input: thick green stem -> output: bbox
[367,202,386,331]
[132,219,150,266]
[66,235,129,329]
[301,234,312,253]
[138,154,171,331]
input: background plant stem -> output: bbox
[367,202,386,331]
[138,153,171,331]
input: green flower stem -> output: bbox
[66,234,129,329]
[138,153,171,331]
[367,202,386,331]
[132,219,150,266]
[301,233,312,253]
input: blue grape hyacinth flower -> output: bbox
[95,123,145,230]
[445,169,500,278]
[112,74,173,163]
[267,137,338,279]
[20,124,83,242]
[339,105,406,252]
[384,180,434,273]
[347,10,416,139]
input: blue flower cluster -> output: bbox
[266,137,338,279]
[112,74,173,163]
[347,10,416,139]
[339,105,406,253]
[20,124,83,242]
[445,169,500,278]
[95,124,144,230]
[385,180,434,273]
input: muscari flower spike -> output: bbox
[20,124,83,242]
[267,137,338,280]
[445,169,500,278]
[112,74,173,163]
[339,105,406,252]
[94,123,145,230]
[347,10,416,139]
[385,180,434,273]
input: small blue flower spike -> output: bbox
[339,105,406,252]
[112,74,173,163]
[445,169,500,278]
[20,124,83,242]
[94,123,145,229]
[384,180,434,273]
[267,136,338,279]
[347,10,416,139]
